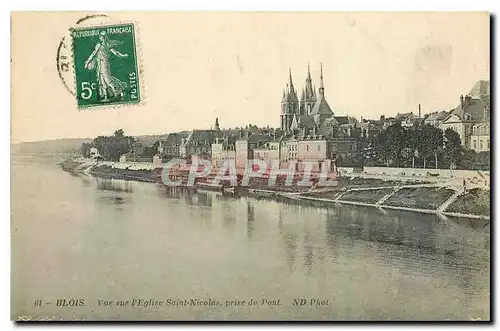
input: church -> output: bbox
[280,63,346,138]
[277,64,360,169]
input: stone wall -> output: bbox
[340,166,489,180]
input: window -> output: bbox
[306,145,310,152]
[474,140,477,149]
[317,145,321,152]
[487,140,490,149]
[480,140,483,150]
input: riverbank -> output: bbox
[60,158,160,182]
[59,157,490,220]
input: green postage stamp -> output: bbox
[71,23,141,108]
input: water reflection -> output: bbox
[245,201,255,239]
[12,156,490,320]
[98,196,126,205]
[303,233,314,275]
[96,178,133,193]
[282,232,298,274]
[196,192,213,207]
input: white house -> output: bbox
[89,147,101,159]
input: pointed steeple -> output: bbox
[289,67,294,90]
[304,63,315,100]
[319,62,324,96]
[286,68,298,102]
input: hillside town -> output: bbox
[81,64,490,175]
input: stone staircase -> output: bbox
[437,187,465,212]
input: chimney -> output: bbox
[418,104,421,118]
[460,94,464,110]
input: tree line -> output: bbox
[81,129,135,162]
[364,123,477,169]
[82,125,482,170]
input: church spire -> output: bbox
[286,67,298,102]
[319,62,324,97]
[304,63,314,100]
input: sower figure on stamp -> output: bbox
[84,31,128,102]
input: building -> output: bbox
[424,110,450,127]
[359,118,382,139]
[280,136,298,163]
[160,132,190,158]
[327,138,358,165]
[89,147,101,159]
[179,129,220,159]
[297,137,329,171]
[277,63,360,169]
[235,134,271,170]
[211,137,236,168]
[395,112,421,128]
[280,63,340,137]
[470,121,490,152]
[253,140,281,165]
[440,80,490,149]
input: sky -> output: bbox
[11,12,490,143]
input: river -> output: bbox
[11,155,490,321]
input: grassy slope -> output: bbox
[446,188,490,216]
[384,187,455,210]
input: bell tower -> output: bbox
[280,68,299,132]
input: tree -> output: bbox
[459,148,478,170]
[90,130,134,161]
[375,123,407,167]
[141,141,161,158]
[114,129,125,137]
[81,142,92,158]
[444,128,463,169]
[414,125,444,169]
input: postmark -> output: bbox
[71,23,141,108]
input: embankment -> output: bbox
[60,158,160,183]
[299,179,490,220]
[60,158,490,219]
[90,165,157,183]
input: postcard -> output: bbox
[11,11,490,321]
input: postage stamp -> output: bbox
[71,23,141,108]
